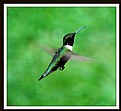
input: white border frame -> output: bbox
[4,4,119,110]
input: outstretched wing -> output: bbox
[36,44,94,62]
[37,44,59,56]
[70,52,94,62]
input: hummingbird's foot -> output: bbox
[59,66,65,71]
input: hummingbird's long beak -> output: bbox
[75,26,86,34]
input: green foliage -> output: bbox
[7,7,116,106]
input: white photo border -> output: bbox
[4,4,119,110]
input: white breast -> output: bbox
[65,45,73,51]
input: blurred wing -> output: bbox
[37,44,59,56]
[71,52,94,62]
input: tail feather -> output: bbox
[38,67,58,81]
[38,74,45,81]
[38,71,50,81]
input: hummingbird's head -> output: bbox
[63,26,86,46]
[63,33,76,46]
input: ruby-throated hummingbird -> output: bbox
[39,26,92,80]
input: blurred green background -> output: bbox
[7,7,116,106]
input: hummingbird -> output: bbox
[38,26,92,81]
